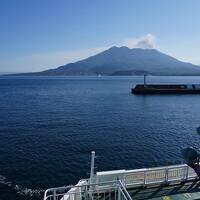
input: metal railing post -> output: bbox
[165,167,168,183]
[122,174,126,186]
[185,165,189,180]
[143,170,146,186]
[85,184,88,200]
[118,186,121,200]
[53,189,56,200]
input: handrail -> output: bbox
[44,163,197,200]
[118,180,132,200]
[43,180,121,200]
[118,187,128,200]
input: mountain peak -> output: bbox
[108,46,158,52]
[109,46,119,50]
[119,46,130,49]
[108,46,131,51]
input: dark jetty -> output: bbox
[132,75,200,94]
[132,84,200,94]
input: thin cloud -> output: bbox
[122,34,156,49]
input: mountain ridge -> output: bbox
[6,46,200,76]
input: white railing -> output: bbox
[43,164,197,200]
[43,180,131,200]
[96,164,197,187]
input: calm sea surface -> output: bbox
[0,76,200,199]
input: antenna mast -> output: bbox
[90,151,95,184]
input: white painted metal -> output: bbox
[96,164,197,187]
[43,163,197,200]
[90,151,95,184]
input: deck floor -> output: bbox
[127,180,200,200]
[151,192,200,200]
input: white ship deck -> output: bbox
[43,152,200,200]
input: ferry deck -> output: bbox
[43,152,200,200]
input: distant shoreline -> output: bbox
[2,74,200,77]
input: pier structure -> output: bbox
[132,75,200,94]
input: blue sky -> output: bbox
[1,0,200,72]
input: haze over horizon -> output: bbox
[1,0,200,73]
